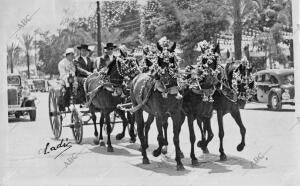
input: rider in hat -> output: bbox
[58,48,78,110]
[75,44,94,76]
[58,48,78,89]
[97,43,118,71]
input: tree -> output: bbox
[216,0,262,60]
[7,43,21,74]
[21,34,33,79]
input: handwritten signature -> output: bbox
[39,138,72,159]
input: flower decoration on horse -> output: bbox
[183,40,221,102]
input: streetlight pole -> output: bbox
[97,1,102,56]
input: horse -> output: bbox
[197,60,254,161]
[130,42,186,171]
[85,54,137,152]
[142,43,222,165]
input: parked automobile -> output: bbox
[254,69,294,110]
[7,74,37,121]
[32,79,49,92]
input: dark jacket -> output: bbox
[75,56,94,77]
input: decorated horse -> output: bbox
[129,41,186,171]
[197,57,256,161]
[84,48,139,151]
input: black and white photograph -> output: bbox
[0,0,300,185]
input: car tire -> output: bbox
[15,112,21,119]
[268,92,282,111]
[28,102,37,121]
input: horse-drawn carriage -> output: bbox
[48,74,126,144]
[47,40,256,170]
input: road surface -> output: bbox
[3,92,300,186]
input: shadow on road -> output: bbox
[133,159,191,176]
[89,145,139,157]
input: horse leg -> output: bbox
[230,109,246,151]
[90,105,99,145]
[161,117,169,155]
[115,109,128,141]
[136,109,149,164]
[177,111,185,158]
[217,110,226,161]
[105,112,114,152]
[99,113,105,147]
[152,116,164,157]
[196,118,207,151]
[187,115,199,166]
[171,112,185,171]
[202,117,214,154]
[127,112,136,143]
[144,114,154,150]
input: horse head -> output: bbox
[156,42,176,68]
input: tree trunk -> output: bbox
[27,52,30,79]
[233,0,242,60]
[10,53,14,74]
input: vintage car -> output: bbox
[8,74,37,121]
[254,69,294,110]
[32,79,49,92]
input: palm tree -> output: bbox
[215,0,263,60]
[21,34,33,79]
[6,43,21,74]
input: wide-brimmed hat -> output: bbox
[77,44,90,51]
[104,43,117,50]
[65,48,75,56]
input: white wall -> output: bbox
[292,0,300,120]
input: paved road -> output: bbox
[3,92,300,186]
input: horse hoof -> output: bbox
[143,158,150,164]
[197,140,206,149]
[177,164,185,171]
[116,133,125,140]
[100,141,106,147]
[130,138,136,143]
[220,154,227,161]
[107,146,114,152]
[161,147,168,155]
[152,149,161,157]
[203,148,210,154]
[93,138,99,145]
[237,143,245,152]
[192,159,199,166]
[180,151,185,159]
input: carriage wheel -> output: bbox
[103,111,116,132]
[48,89,62,139]
[71,108,83,144]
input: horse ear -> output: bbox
[157,42,163,52]
[213,43,220,54]
[143,49,148,56]
[120,49,126,57]
[168,42,176,52]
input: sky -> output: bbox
[0,0,147,46]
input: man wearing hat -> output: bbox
[97,43,118,71]
[58,48,78,90]
[58,48,78,110]
[75,44,94,76]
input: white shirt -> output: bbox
[82,56,88,65]
[58,57,77,87]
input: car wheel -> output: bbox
[268,93,282,111]
[28,102,37,121]
[15,112,21,119]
